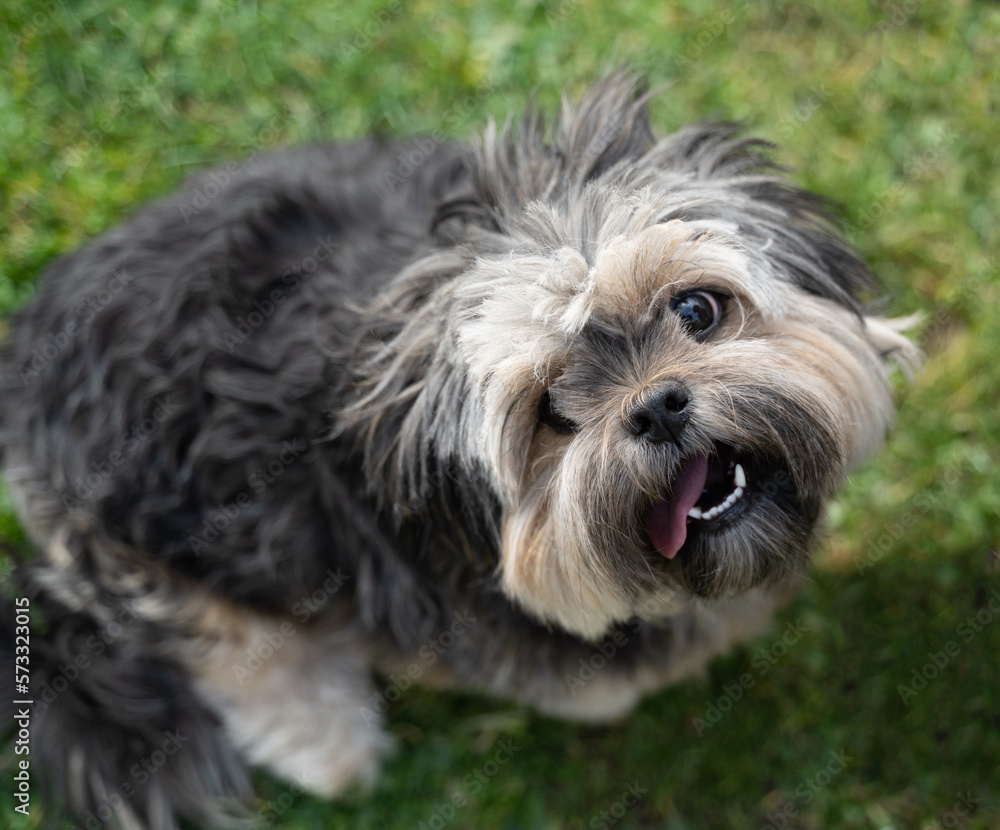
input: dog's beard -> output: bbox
[500,368,835,640]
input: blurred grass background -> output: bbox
[1,1,998,828]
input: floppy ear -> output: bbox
[734,176,881,313]
[664,124,926,379]
[644,119,880,315]
[335,245,483,510]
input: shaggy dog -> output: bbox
[0,74,916,829]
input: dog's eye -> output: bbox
[537,391,577,435]
[670,290,722,336]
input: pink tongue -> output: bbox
[644,454,709,559]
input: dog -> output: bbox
[0,74,917,829]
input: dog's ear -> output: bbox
[737,176,880,313]
[648,120,880,314]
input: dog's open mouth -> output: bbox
[645,444,748,559]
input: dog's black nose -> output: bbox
[624,383,690,444]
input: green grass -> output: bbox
[1,1,998,828]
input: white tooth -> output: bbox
[734,463,746,488]
[733,486,744,499]
[688,506,703,519]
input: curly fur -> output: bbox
[0,74,917,829]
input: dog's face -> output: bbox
[343,85,917,641]
[455,211,913,639]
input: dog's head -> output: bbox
[342,75,918,640]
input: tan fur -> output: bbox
[182,609,390,799]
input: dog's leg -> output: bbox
[31,521,391,801]
[143,591,393,799]
[516,588,792,722]
[407,584,798,724]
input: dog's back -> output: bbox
[0,137,465,828]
